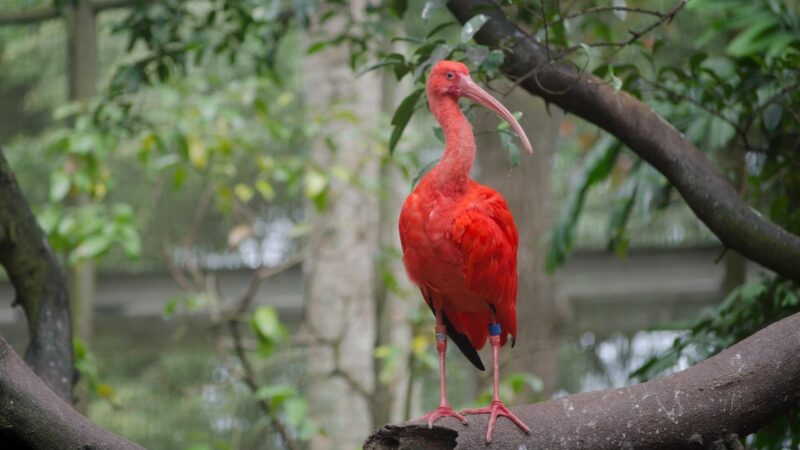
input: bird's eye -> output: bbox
[446,71,454,80]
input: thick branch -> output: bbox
[365,312,800,449]
[0,148,72,401]
[0,334,143,449]
[447,0,800,281]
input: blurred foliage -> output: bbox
[473,372,544,406]
[632,275,800,448]
[86,317,307,450]
[74,338,121,407]
[1,0,799,446]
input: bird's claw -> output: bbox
[462,400,530,443]
[410,405,468,428]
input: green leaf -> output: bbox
[234,183,254,203]
[72,235,111,262]
[389,88,424,153]
[608,66,622,92]
[251,306,288,344]
[607,174,639,257]
[255,179,275,201]
[500,131,520,168]
[726,18,778,57]
[284,397,309,430]
[306,41,329,55]
[304,169,328,199]
[480,50,504,77]
[546,136,622,271]
[254,384,297,408]
[763,103,782,131]
[50,171,71,202]
[689,52,707,72]
[421,0,445,20]
[357,54,405,77]
[461,14,489,43]
[163,298,178,318]
[117,225,141,259]
[426,21,457,38]
[432,126,444,143]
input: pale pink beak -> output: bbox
[459,76,533,154]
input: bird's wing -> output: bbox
[450,184,519,346]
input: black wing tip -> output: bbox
[465,347,486,371]
[442,314,485,371]
[423,295,485,371]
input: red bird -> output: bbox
[399,60,533,443]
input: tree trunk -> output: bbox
[0,334,142,449]
[302,2,381,448]
[0,147,73,402]
[66,0,98,345]
[474,85,562,396]
[66,0,99,413]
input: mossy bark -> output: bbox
[0,147,73,402]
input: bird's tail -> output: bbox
[441,310,485,371]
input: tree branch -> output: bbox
[446,0,800,282]
[365,312,800,449]
[0,147,72,402]
[0,334,144,449]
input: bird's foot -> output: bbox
[462,400,530,443]
[410,405,468,429]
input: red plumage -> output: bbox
[400,179,518,352]
[399,60,533,442]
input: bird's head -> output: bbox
[427,60,533,154]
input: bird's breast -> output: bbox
[399,190,469,295]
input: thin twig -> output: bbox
[556,1,687,58]
[741,80,800,136]
[639,76,743,133]
[562,5,668,20]
[228,318,302,450]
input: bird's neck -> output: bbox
[429,95,475,193]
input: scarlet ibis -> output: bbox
[398,60,533,443]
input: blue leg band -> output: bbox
[488,323,501,336]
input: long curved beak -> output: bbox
[460,76,533,154]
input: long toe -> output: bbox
[410,406,468,428]
[462,400,530,443]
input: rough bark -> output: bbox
[0,148,73,402]
[474,87,562,395]
[364,311,800,449]
[447,0,800,282]
[302,2,382,447]
[0,334,143,449]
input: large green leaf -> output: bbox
[546,135,622,271]
[461,14,489,43]
[389,88,425,153]
[251,306,288,346]
[606,172,640,258]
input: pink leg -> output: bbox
[462,332,530,443]
[409,322,467,428]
